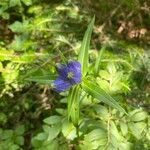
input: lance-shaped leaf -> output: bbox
[78,17,95,77]
[68,85,80,126]
[82,78,127,114]
[25,75,56,84]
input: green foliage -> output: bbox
[97,62,130,93]
[78,16,95,77]
[31,17,149,150]
[82,78,127,114]
[68,86,80,126]
[0,0,149,149]
[0,125,25,150]
[94,46,105,75]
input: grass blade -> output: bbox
[25,75,55,84]
[78,16,95,77]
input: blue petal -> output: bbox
[53,77,71,92]
[71,75,81,84]
[56,64,68,80]
[67,61,81,84]
[56,61,82,87]
[68,61,81,71]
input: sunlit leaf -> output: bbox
[62,119,77,140]
[82,78,127,114]
[84,128,107,141]
[46,124,61,141]
[93,105,109,120]
[110,121,123,141]
[128,122,146,139]
[0,49,14,61]
[120,121,128,136]
[130,109,147,122]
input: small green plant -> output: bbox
[0,125,25,150]
[31,17,149,150]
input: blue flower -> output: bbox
[53,61,81,92]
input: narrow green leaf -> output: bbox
[25,75,55,84]
[78,17,95,77]
[94,45,105,75]
[128,122,146,139]
[68,85,80,126]
[82,78,127,114]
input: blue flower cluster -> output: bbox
[53,61,81,92]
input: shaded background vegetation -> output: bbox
[0,0,150,149]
